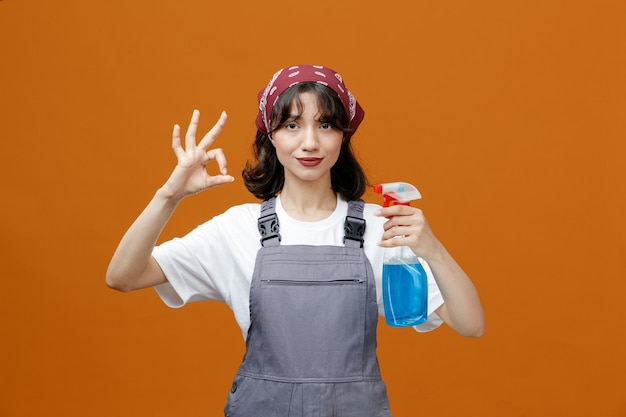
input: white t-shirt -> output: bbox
[153,195,444,339]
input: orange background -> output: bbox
[1,0,625,416]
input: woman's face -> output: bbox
[271,92,343,186]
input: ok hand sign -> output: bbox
[161,110,234,200]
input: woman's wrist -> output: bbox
[155,185,185,206]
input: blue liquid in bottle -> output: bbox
[382,262,428,327]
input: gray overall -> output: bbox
[224,197,392,417]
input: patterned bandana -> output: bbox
[255,65,365,139]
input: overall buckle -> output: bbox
[258,213,281,244]
[343,216,365,247]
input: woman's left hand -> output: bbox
[376,205,440,259]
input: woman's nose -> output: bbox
[300,127,319,150]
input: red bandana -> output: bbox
[255,65,365,138]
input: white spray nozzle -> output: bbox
[373,182,422,207]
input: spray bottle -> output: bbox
[373,182,428,327]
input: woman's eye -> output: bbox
[320,123,334,130]
[285,123,298,130]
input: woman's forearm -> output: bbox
[105,188,182,292]
[428,242,485,337]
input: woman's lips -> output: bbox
[297,157,323,167]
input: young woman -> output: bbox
[106,64,484,416]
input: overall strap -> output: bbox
[258,197,281,247]
[344,199,366,248]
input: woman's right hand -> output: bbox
[160,109,234,201]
